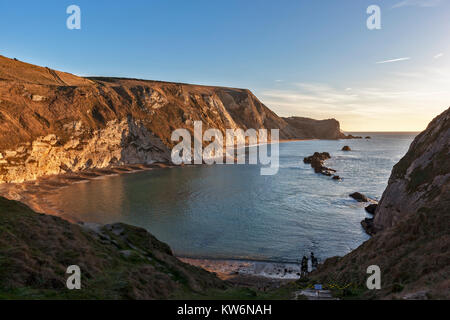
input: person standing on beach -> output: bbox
[311,252,318,270]
[301,256,308,276]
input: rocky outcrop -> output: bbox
[365,204,378,215]
[361,202,378,236]
[0,55,351,183]
[344,134,362,139]
[303,152,337,177]
[360,218,376,236]
[374,107,450,231]
[349,192,369,202]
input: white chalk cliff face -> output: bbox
[374,107,450,231]
[0,117,170,183]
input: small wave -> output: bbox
[180,257,303,280]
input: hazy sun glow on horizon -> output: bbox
[259,51,450,132]
[260,66,450,131]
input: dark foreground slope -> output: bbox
[308,108,450,299]
[0,197,296,300]
[0,197,227,299]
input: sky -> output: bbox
[0,0,449,131]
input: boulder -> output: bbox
[361,218,376,235]
[303,152,331,164]
[365,204,378,215]
[349,192,369,202]
[342,146,351,151]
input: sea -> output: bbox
[47,132,417,277]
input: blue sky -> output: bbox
[0,0,449,131]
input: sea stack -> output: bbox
[349,192,369,202]
[303,152,336,176]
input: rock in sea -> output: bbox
[365,204,378,215]
[349,192,369,202]
[303,152,337,177]
[361,218,376,235]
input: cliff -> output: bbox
[373,108,450,231]
[308,107,450,299]
[0,55,347,183]
[282,117,347,140]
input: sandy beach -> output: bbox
[0,162,178,221]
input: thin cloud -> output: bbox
[392,0,442,9]
[434,53,444,59]
[376,57,411,64]
[258,68,450,130]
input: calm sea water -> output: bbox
[48,133,416,264]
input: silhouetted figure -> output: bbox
[311,252,318,270]
[301,256,308,277]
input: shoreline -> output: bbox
[0,162,178,222]
[0,138,309,220]
[178,257,302,280]
[178,257,299,290]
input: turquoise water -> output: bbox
[49,133,416,263]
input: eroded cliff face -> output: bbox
[0,55,347,183]
[283,117,347,140]
[0,117,170,183]
[374,107,450,231]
